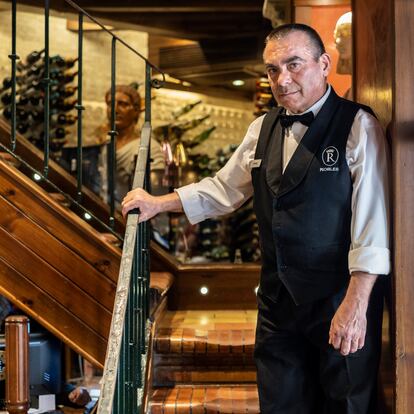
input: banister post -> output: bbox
[5,315,30,414]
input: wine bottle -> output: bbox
[26,63,44,77]
[51,127,67,139]
[30,109,44,122]
[43,92,63,107]
[29,94,42,106]
[59,71,78,85]
[17,122,29,134]
[16,95,29,106]
[2,106,11,120]
[185,126,216,149]
[18,80,43,94]
[17,72,44,88]
[25,49,45,65]
[177,114,209,131]
[49,68,65,81]
[29,108,59,122]
[53,56,78,69]
[256,79,271,91]
[172,100,202,119]
[16,108,29,121]
[0,77,12,93]
[153,124,171,140]
[1,92,12,106]
[16,61,27,72]
[38,126,68,140]
[56,97,77,111]
[50,113,77,125]
[60,86,78,98]
[49,135,68,154]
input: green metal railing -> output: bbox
[4,0,165,412]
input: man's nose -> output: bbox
[277,68,291,87]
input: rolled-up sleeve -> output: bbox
[176,116,264,224]
[347,110,391,275]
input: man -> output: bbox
[122,24,390,414]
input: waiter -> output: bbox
[122,24,390,414]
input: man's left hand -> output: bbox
[328,272,377,356]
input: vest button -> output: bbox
[280,265,288,271]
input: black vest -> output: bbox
[252,89,373,304]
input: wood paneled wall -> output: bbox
[393,1,414,413]
[354,0,414,412]
[352,0,393,129]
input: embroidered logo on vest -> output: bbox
[320,146,339,172]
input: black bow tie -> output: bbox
[279,111,314,128]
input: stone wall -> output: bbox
[0,7,148,146]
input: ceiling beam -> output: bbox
[88,11,264,24]
[89,11,269,40]
[85,6,262,13]
[76,0,263,13]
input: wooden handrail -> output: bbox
[5,315,30,414]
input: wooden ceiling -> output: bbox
[9,0,291,97]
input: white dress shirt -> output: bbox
[176,86,391,276]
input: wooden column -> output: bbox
[393,1,414,412]
[352,0,393,128]
[5,316,30,414]
[355,0,414,411]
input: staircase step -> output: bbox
[155,327,255,355]
[153,310,257,386]
[155,310,257,356]
[153,364,256,386]
[150,385,259,414]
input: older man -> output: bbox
[122,24,390,414]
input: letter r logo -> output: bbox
[322,146,339,166]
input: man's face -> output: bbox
[106,91,139,130]
[263,31,331,114]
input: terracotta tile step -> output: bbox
[155,327,255,355]
[153,364,256,387]
[154,353,255,367]
[150,385,259,414]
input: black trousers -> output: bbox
[254,280,384,414]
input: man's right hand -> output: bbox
[121,188,183,222]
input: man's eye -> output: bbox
[288,62,300,71]
[266,67,278,75]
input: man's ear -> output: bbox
[320,53,332,77]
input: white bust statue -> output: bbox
[334,12,352,75]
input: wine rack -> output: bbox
[254,76,276,117]
[0,49,78,159]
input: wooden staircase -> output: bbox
[0,137,263,411]
[0,155,171,368]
